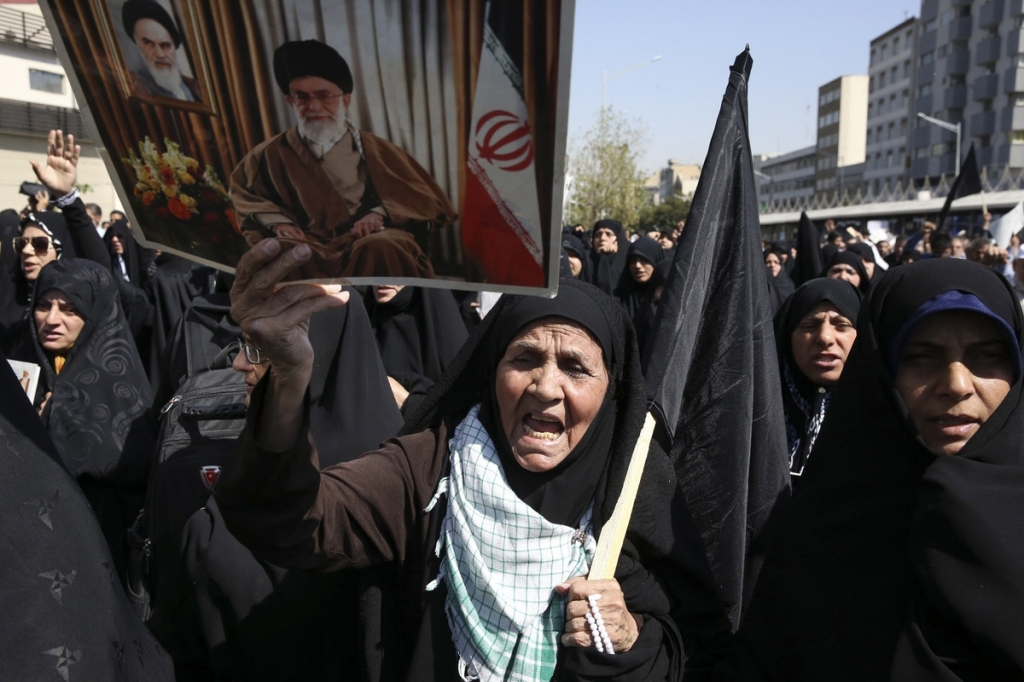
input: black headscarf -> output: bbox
[364,286,469,418]
[104,218,143,285]
[772,279,860,480]
[845,241,883,285]
[2,215,71,355]
[561,233,591,281]
[634,259,673,357]
[764,246,795,301]
[0,209,24,354]
[820,249,871,295]
[403,278,730,681]
[586,219,631,295]
[0,355,174,681]
[733,258,1024,680]
[29,259,155,573]
[615,236,667,321]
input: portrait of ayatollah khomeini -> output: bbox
[230,39,458,280]
[121,0,202,102]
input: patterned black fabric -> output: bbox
[0,354,173,681]
[29,258,156,575]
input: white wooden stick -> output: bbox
[588,412,656,580]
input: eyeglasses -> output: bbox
[14,236,53,253]
[237,338,268,365]
[290,90,344,106]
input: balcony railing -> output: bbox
[0,98,90,141]
[0,6,54,51]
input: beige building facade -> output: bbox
[0,1,119,214]
[815,75,869,197]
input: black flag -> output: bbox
[642,48,790,630]
[791,212,823,287]
[936,143,982,230]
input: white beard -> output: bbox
[145,59,187,98]
[296,109,348,158]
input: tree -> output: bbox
[566,106,649,229]
[637,194,692,234]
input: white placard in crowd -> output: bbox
[7,360,40,404]
[989,202,1024,249]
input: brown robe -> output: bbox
[231,128,457,280]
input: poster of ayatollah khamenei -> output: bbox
[38,0,574,294]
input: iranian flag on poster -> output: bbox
[462,4,545,287]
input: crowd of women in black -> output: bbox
[3,132,1023,681]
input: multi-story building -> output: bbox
[0,1,117,213]
[864,18,918,194]
[910,0,1024,182]
[815,75,870,198]
[756,145,817,207]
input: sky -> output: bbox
[566,0,921,176]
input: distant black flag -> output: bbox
[791,211,823,287]
[641,48,790,630]
[936,143,982,231]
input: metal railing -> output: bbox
[0,6,54,51]
[758,166,1024,215]
[0,98,90,141]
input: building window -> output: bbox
[920,51,934,66]
[1010,131,1024,144]
[904,60,912,78]
[932,143,946,155]
[29,69,64,94]
[916,147,929,158]
[880,72,888,88]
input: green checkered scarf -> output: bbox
[425,405,595,682]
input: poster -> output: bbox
[39,0,574,295]
[7,359,41,404]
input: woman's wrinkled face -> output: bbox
[764,253,782,277]
[34,288,85,354]
[496,319,609,472]
[896,310,1015,456]
[20,226,58,282]
[790,302,857,386]
[629,255,654,283]
[827,263,861,288]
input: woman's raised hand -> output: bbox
[557,577,640,653]
[230,239,348,449]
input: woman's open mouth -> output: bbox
[522,413,564,441]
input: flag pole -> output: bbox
[589,412,656,579]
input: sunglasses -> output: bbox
[14,236,54,253]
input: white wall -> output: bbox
[0,132,120,215]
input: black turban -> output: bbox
[273,40,354,95]
[122,0,181,47]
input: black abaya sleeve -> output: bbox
[61,198,111,270]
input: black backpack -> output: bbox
[125,320,245,666]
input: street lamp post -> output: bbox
[603,56,663,107]
[916,112,962,176]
